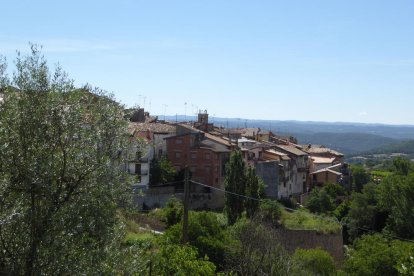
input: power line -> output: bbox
[189,180,414,244]
[126,179,414,244]
[190,180,341,225]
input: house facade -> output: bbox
[127,121,176,187]
[165,130,235,209]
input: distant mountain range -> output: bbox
[290,132,399,155]
[358,140,414,156]
[162,115,414,155]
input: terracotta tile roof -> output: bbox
[311,156,336,164]
[311,163,343,175]
[273,144,308,156]
[265,149,291,161]
[128,122,176,135]
[302,145,344,157]
[204,132,235,147]
[200,139,231,153]
[311,168,342,176]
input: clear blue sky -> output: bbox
[1,1,414,125]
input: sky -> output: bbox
[1,0,414,125]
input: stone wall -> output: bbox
[275,228,344,267]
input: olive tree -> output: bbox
[0,46,133,274]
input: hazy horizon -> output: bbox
[160,114,414,128]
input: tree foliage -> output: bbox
[165,211,228,269]
[292,248,336,276]
[152,243,216,275]
[163,197,183,228]
[256,199,282,227]
[224,151,264,224]
[0,45,131,274]
[245,166,260,218]
[150,156,176,185]
[225,219,293,275]
[351,165,370,192]
[377,174,414,238]
[392,156,412,176]
[345,183,383,241]
[306,188,335,214]
[344,234,414,276]
[224,151,246,225]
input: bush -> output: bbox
[164,211,228,269]
[279,197,297,209]
[225,219,292,275]
[344,234,414,276]
[256,199,282,227]
[323,182,346,198]
[333,201,350,221]
[153,243,216,275]
[306,188,335,214]
[292,248,336,276]
[163,197,183,228]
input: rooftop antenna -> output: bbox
[143,96,146,110]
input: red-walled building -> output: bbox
[166,129,236,209]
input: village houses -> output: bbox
[126,109,350,209]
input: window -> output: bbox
[205,153,211,160]
[135,163,141,175]
[175,152,181,159]
[176,139,183,144]
[191,152,197,159]
[190,166,197,173]
[158,149,163,156]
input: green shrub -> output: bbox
[293,248,336,276]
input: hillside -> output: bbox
[290,132,398,155]
[360,140,414,155]
[162,115,414,155]
[164,115,414,140]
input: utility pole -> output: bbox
[181,166,190,245]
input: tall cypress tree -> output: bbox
[224,151,246,225]
[245,167,260,218]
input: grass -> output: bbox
[124,231,155,244]
[280,209,341,234]
[118,210,159,246]
[370,170,392,178]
